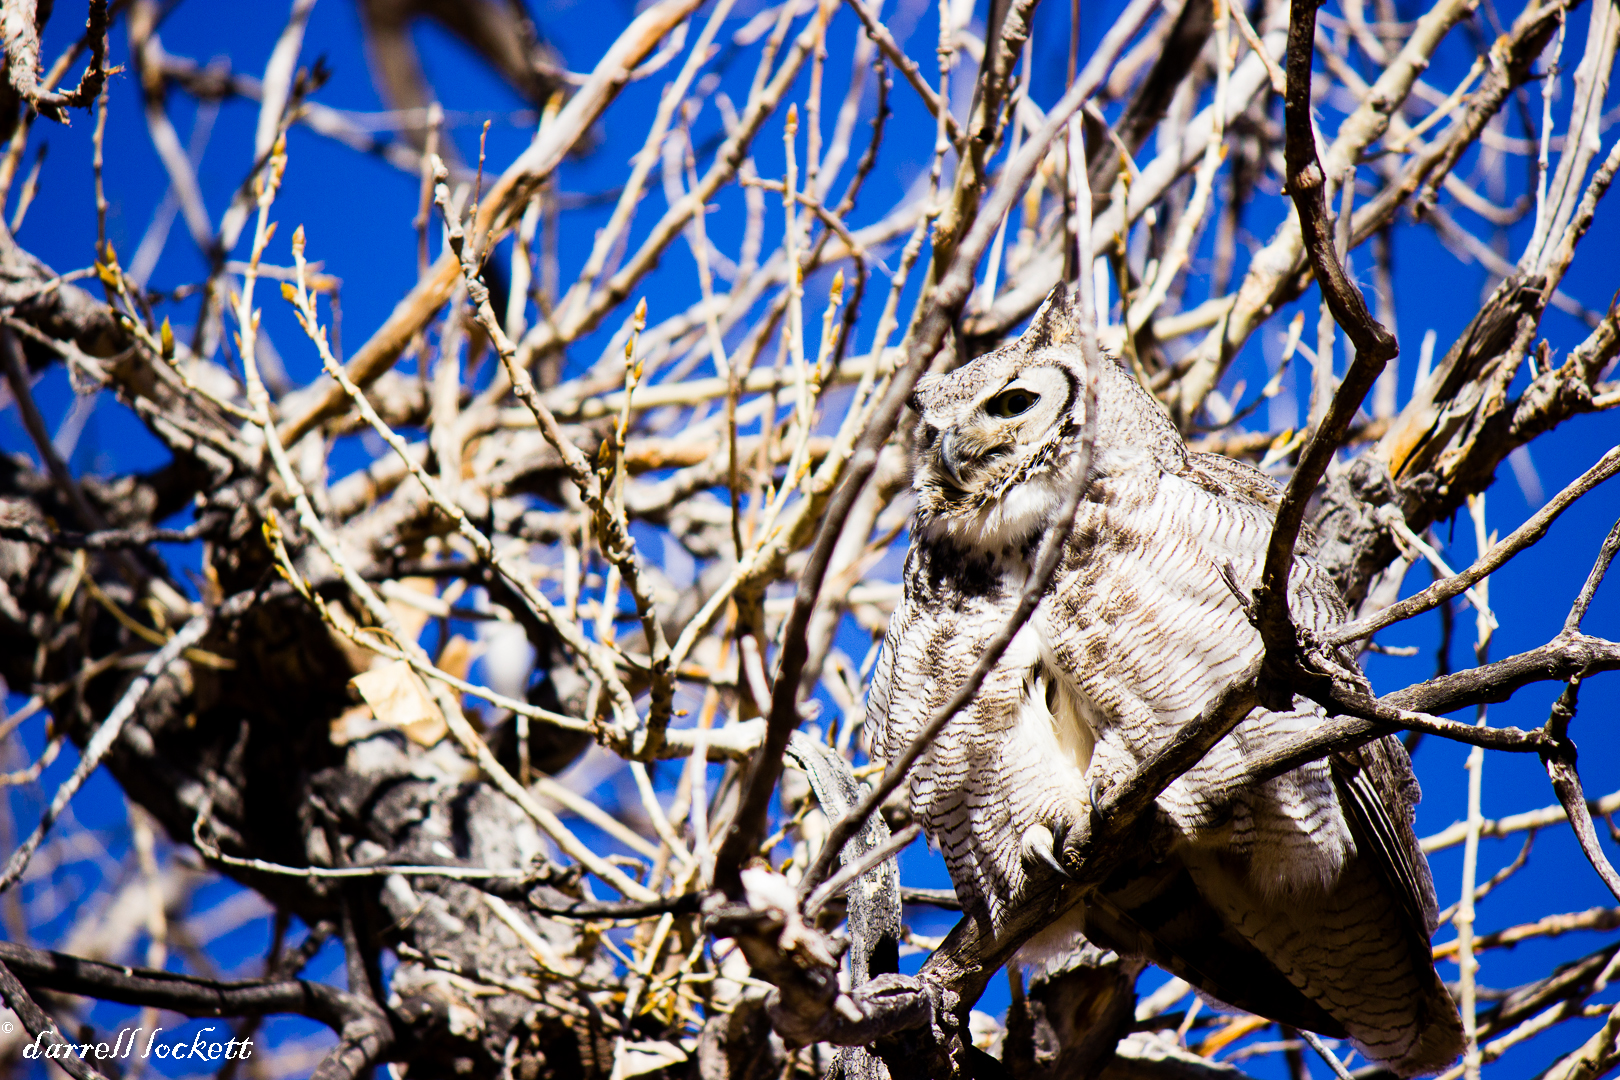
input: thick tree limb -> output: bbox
[1219,632,1620,793]
[0,517,215,549]
[2,0,111,124]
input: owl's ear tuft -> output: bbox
[1023,284,1080,349]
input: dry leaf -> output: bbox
[348,660,448,747]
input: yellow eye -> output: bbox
[985,388,1038,418]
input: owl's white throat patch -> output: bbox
[918,462,1068,555]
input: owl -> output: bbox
[867,288,1464,1076]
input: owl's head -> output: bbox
[907,289,1092,553]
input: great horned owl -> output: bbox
[867,289,1464,1076]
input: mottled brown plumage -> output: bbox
[868,289,1463,1075]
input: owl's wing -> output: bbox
[1038,462,1461,1076]
[1190,454,1444,938]
[1323,739,1462,1073]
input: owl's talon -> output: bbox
[1050,817,1072,853]
[1021,824,1071,879]
[1090,777,1110,816]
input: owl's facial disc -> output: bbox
[912,361,1079,553]
[928,365,1072,489]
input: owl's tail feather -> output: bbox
[1082,835,1462,1077]
[1081,857,1348,1037]
[1332,754,1467,1077]
[1389,1008,1471,1078]
[1182,849,1464,1078]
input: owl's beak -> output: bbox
[939,430,966,486]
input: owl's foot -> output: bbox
[1028,789,1112,879]
[1022,822,1073,879]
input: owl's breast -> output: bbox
[1032,471,1291,763]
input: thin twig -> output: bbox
[1566,515,1620,633]
[1423,790,1620,853]
[0,615,207,895]
[1300,1030,1355,1080]
[713,0,1163,900]
[842,0,964,147]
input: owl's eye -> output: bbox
[985,388,1038,418]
